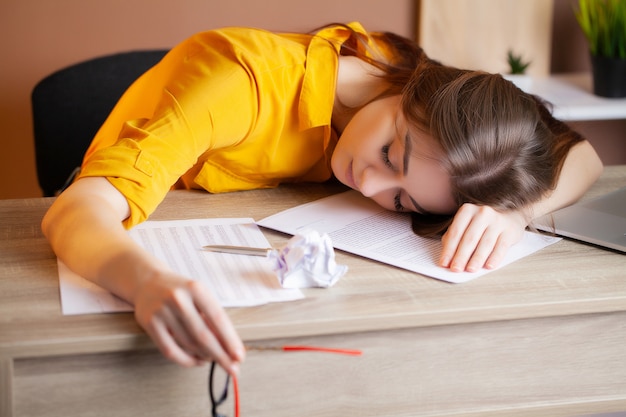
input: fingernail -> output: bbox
[230,362,240,376]
[235,346,246,361]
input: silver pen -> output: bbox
[202,244,273,257]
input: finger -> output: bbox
[190,281,245,374]
[157,305,205,360]
[142,314,203,367]
[445,212,490,272]
[448,228,485,272]
[448,206,504,272]
[440,205,476,268]
[483,233,515,270]
[464,226,501,272]
[166,283,230,363]
[168,281,244,376]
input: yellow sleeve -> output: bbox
[78,32,259,228]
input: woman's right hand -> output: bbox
[43,177,245,374]
[132,271,246,374]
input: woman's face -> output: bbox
[331,95,456,215]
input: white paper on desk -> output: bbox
[58,218,304,315]
[258,191,560,283]
[59,260,134,314]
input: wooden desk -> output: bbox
[2,167,625,417]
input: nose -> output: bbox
[358,166,397,197]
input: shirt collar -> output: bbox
[298,22,371,131]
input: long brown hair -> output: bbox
[320,24,584,236]
[401,62,584,236]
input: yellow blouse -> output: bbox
[78,22,382,228]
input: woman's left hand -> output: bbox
[439,203,528,272]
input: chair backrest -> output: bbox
[31,49,168,196]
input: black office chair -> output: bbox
[31,49,169,197]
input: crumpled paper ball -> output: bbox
[267,230,348,288]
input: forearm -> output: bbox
[42,178,164,304]
[43,177,246,370]
[528,140,603,220]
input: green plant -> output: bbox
[507,50,531,74]
[575,0,626,59]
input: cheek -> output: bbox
[332,131,360,175]
[367,193,395,211]
[330,151,341,178]
[415,166,456,214]
[340,110,384,151]
[337,124,361,151]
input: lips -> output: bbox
[345,160,357,190]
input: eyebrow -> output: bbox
[402,132,412,176]
[409,195,428,215]
[401,131,429,214]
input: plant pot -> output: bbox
[590,54,626,98]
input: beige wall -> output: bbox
[0,0,416,199]
[419,0,554,76]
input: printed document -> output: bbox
[258,190,560,284]
[58,218,304,315]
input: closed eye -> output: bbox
[383,143,404,211]
[393,192,404,211]
[381,144,394,170]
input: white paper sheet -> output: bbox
[59,218,304,315]
[258,190,561,283]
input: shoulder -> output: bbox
[335,56,387,107]
[186,26,311,50]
